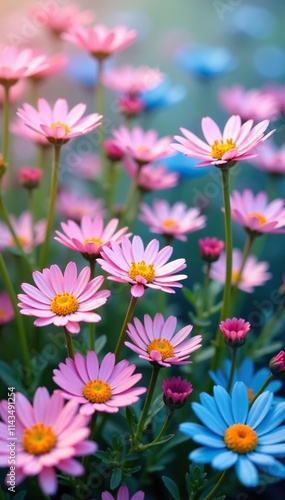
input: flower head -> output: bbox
[53,351,146,416]
[210,248,271,293]
[0,211,46,253]
[269,351,285,380]
[117,96,145,118]
[220,317,251,348]
[29,53,68,82]
[122,158,179,192]
[199,237,225,263]
[162,376,193,410]
[172,115,274,167]
[0,291,14,325]
[125,313,202,367]
[176,44,236,80]
[102,485,145,500]
[28,2,93,36]
[0,46,48,86]
[102,65,164,96]
[18,261,111,334]
[0,80,26,105]
[230,189,285,235]
[251,142,285,175]
[97,235,187,297]
[104,139,124,161]
[180,381,285,487]
[55,215,131,260]
[11,118,51,147]
[139,200,206,241]
[219,85,279,122]
[56,190,105,221]
[19,166,42,189]
[17,98,102,145]
[0,387,97,496]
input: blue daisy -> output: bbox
[180,382,285,487]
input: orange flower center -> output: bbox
[246,212,267,225]
[83,237,103,246]
[83,379,112,403]
[147,338,174,360]
[0,308,4,318]
[162,219,179,229]
[128,260,155,282]
[211,138,236,160]
[9,235,28,247]
[50,292,78,316]
[50,121,71,135]
[232,270,242,284]
[22,422,56,455]
[136,145,151,155]
[224,423,258,453]
[246,387,255,402]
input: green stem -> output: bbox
[138,409,173,451]
[114,295,138,360]
[254,302,285,354]
[249,374,274,407]
[39,145,61,270]
[0,253,31,385]
[89,260,96,350]
[1,84,10,167]
[201,261,211,314]
[231,233,255,302]
[226,348,237,393]
[64,327,74,360]
[27,189,37,267]
[200,469,228,500]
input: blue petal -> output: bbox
[251,367,271,393]
[211,450,237,470]
[179,422,225,447]
[179,422,212,438]
[258,459,285,479]
[235,456,259,487]
[257,444,285,456]
[200,392,219,414]
[248,452,279,467]
[190,447,223,463]
[231,382,248,423]
[208,368,227,388]
[258,425,285,445]
[213,385,234,426]
[256,402,285,435]
[247,391,273,428]
[239,359,254,386]
[191,402,226,435]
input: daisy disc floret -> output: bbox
[16,98,102,145]
[0,387,97,496]
[125,313,202,367]
[17,261,111,334]
[96,235,187,297]
[53,351,146,416]
[172,115,274,167]
[180,382,285,487]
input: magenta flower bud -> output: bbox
[220,317,250,348]
[162,376,193,410]
[118,96,145,117]
[103,138,124,161]
[198,237,225,263]
[19,166,42,189]
[269,350,285,379]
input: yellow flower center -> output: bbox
[246,387,255,402]
[128,260,155,282]
[82,379,112,403]
[50,121,71,135]
[9,235,28,248]
[83,237,103,246]
[22,422,56,455]
[136,145,151,155]
[224,423,258,453]
[232,270,242,284]
[246,212,267,225]
[50,292,78,316]
[211,138,236,160]
[147,338,174,360]
[162,219,179,229]
[0,308,4,318]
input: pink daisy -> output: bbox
[56,190,106,221]
[28,2,93,36]
[96,235,187,297]
[139,199,206,241]
[19,167,42,189]
[16,98,102,145]
[0,80,26,105]
[53,351,146,416]
[269,350,285,379]
[0,211,46,253]
[54,215,131,259]
[102,485,145,500]
[219,317,251,346]
[11,118,51,147]
[198,237,225,262]
[209,248,271,293]
[230,189,285,234]
[69,153,102,181]
[29,53,68,82]
[172,115,274,167]
[0,387,97,496]
[102,65,164,96]
[125,313,202,367]
[122,158,179,192]
[250,142,285,175]
[62,25,137,60]
[0,46,48,86]
[17,261,111,334]
[112,126,173,165]
[117,96,145,118]
[219,85,279,122]
[0,291,14,325]
[162,376,193,410]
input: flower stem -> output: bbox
[1,84,11,167]
[89,260,96,350]
[39,145,61,270]
[200,469,228,500]
[114,295,138,360]
[64,327,75,360]
[138,409,173,451]
[253,302,285,354]
[201,261,211,314]
[27,189,37,267]
[226,348,237,393]
[231,233,255,303]
[249,374,274,407]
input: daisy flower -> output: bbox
[10,118,51,147]
[0,291,14,325]
[219,317,251,347]
[17,261,111,334]
[122,158,179,192]
[125,313,202,367]
[209,248,271,293]
[56,190,105,221]
[29,53,68,82]
[0,211,46,253]
[198,237,225,262]
[101,485,145,500]
[96,235,187,297]
[54,215,131,260]
[0,46,48,86]
[102,65,164,96]
[139,199,206,241]
[0,387,97,496]
[172,115,274,167]
[219,85,279,122]
[251,142,285,175]
[180,381,285,487]
[162,376,193,410]
[0,80,26,105]
[16,98,102,145]
[53,351,146,416]
[28,2,93,36]
[230,189,285,234]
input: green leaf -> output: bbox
[110,468,122,490]
[95,334,107,354]
[162,476,181,500]
[125,406,136,429]
[194,345,215,362]
[142,434,174,449]
[144,394,164,428]
[252,341,283,359]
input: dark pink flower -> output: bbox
[199,237,225,262]
[103,139,124,161]
[102,485,145,500]
[19,166,42,189]
[162,376,193,410]
[269,351,285,379]
[220,317,251,347]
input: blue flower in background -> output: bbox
[175,44,237,80]
[64,54,99,87]
[163,152,211,178]
[209,358,283,402]
[229,5,275,40]
[140,79,187,111]
[180,382,285,487]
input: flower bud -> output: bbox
[162,376,193,410]
[19,166,42,189]
[220,317,250,348]
[269,350,285,379]
[199,237,225,263]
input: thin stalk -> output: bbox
[39,145,61,270]
[114,295,138,360]
[200,469,228,500]
[231,233,255,302]
[119,169,140,227]
[64,327,74,360]
[249,374,274,407]
[254,302,285,353]
[27,189,37,267]
[226,348,237,392]
[138,409,173,451]
[89,260,96,350]
[1,84,10,167]
[201,261,211,314]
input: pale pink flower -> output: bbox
[219,317,251,346]
[53,351,146,416]
[219,85,279,122]
[102,65,164,96]
[0,80,26,105]
[112,126,173,165]
[56,190,105,221]
[62,25,137,60]
[18,261,111,334]
[172,115,274,167]
[122,158,179,191]
[19,166,42,189]
[139,200,206,241]
[97,235,187,297]
[69,153,102,181]
[251,142,285,175]
[0,291,14,325]
[28,2,93,36]
[11,118,51,147]
[198,237,225,262]
[210,248,271,293]
[102,485,145,500]
[265,84,285,114]
[55,215,131,259]
[29,53,68,82]
[269,351,285,379]
[0,387,97,496]
[0,211,46,253]
[17,98,102,146]
[125,313,202,367]
[230,189,285,234]
[162,376,193,409]
[0,47,47,86]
